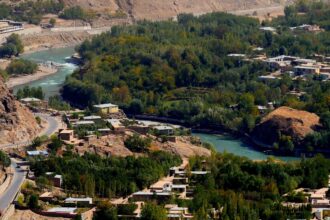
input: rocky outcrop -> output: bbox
[0,76,40,145]
[252,107,320,146]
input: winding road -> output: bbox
[0,113,62,215]
[0,160,25,213]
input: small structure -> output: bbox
[106,119,125,133]
[93,103,119,114]
[59,129,74,141]
[53,174,63,187]
[132,191,172,202]
[39,192,54,202]
[165,204,194,220]
[65,197,93,205]
[20,97,42,104]
[154,125,174,136]
[294,65,320,75]
[97,128,112,136]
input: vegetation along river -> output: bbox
[15,47,300,162]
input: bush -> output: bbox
[124,134,151,153]
[0,34,24,57]
[60,6,87,20]
[6,59,38,75]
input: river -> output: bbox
[13,47,77,99]
[15,47,300,162]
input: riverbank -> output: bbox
[6,65,58,89]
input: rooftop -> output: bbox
[20,97,42,102]
[83,115,102,120]
[27,150,48,156]
[93,103,118,108]
[65,197,93,203]
[47,207,77,214]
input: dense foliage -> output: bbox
[16,86,45,100]
[0,34,24,58]
[0,0,64,24]
[182,153,330,220]
[124,134,152,153]
[62,3,330,153]
[0,150,10,169]
[59,6,91,21]
[6,59,38,75]
[31,151,181,197]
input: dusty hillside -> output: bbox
[252,107,320,146]
[0,76,41,145]
[62,0,293,21]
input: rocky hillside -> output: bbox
[252,107,320,146]
[63,0,293,21]
[0,76,41,145]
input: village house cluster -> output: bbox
[262,55,330,81]
[282,176,330,220]
[111,160,212,219]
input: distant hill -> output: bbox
[62,0,294,21]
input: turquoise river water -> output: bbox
[14,47,300,162]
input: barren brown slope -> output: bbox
[61,0,293,21]
[0,76,41,145]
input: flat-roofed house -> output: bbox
[132,191,172,202]
[165,204,194,220]
[154,125,174,136]
[105,119,125,133]
[59,129,74,141]
[294,65,320,75]
[20,97,42,104]
[93,103,119,114]
[53,174,63,187]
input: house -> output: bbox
[39,192,54,202]
[0,20,24,34]
[106,119,125,133]
[97,128,112,136]
[132,191,172,202]
[93,103,119,114]
[165,204,194,220]
[20,97,42,104]
[294,65,320,75]
[59,129,74,141]
[46,207,77,215]
[65,197,93,205]
[53,174,63,187]
[154,126,174,136]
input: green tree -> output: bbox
[141,203,167,220]
[28,194,39,209]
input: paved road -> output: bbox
[36,113,61,136]
[0,160,25,213]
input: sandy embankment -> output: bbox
[6,65,58,88]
